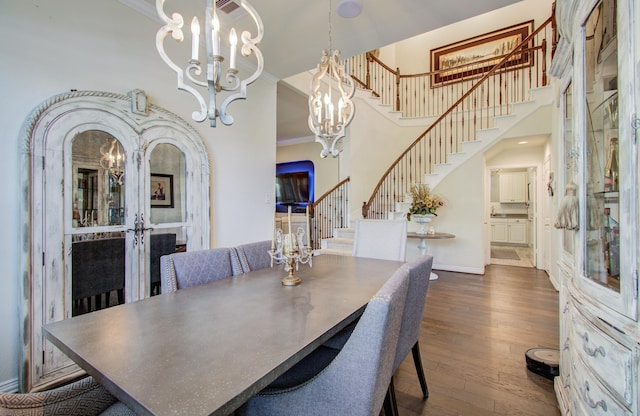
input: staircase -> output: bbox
[311,15,556,253]
[319,83,552,255]
[320,227,355,256]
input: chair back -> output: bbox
[0,376,123,416]
[235,240,273,273]
[238,264,410,416]
[393,254,433,371]
[72,238,125,302]
[150,233,177,286]
[352,219,407,261]
[160,247,243,293]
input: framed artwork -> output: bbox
[430,20,534,86]
[150,173,174,208]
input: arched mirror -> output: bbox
[20,90,210,391]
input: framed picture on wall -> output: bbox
[430,20,534,86]
[150,173,174,208]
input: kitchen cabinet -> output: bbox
[550,0,639,414]
[490,219,508,243]
[499,172,527,203]
[507,219,527,244]
[490,218,527,244]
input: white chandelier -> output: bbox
[99,138,125,185]
[308,0,356,158]
[155,0,264,127]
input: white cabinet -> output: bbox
[490,219,508,243]
[507,219,527,244]
[499,172,527,203]
[551,0,639,415]
[491,218,527,244]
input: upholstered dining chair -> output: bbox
[387,254,434,415]
[234,240,273,273]
[159,247,243,293]
[352,219,407,261]
[0,376,136,416]
[149,233,177,296]
[235,264,411,416]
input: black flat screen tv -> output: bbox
[275,160,314,213]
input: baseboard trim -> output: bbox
[433,263,484,275]
[0,377,19,393]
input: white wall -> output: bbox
[405,152,486,273]
[391,0,555,74]
[0,0,276,388]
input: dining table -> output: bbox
[43,254,405,416]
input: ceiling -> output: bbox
[121,0,522,140]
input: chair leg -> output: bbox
[383,379,399,416]
[411,341,429,399]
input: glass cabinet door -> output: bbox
[578,0,637,319]
[562,83,575,256]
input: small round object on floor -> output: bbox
[525,348,559,380]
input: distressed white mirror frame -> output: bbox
[18,90,211,391]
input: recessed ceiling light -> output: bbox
[337,0,362,18]
[518,141,529,145]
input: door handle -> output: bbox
[126,213,154,245]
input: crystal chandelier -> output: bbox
[99,138,125,185]
[308,0,356,158]
[155,0,264,127]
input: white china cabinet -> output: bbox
[19,90,211,391]
[550,0,639,414]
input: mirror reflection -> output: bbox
[72,130,125,227]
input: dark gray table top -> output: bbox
[44,254,404,416]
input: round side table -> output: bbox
[407,232,455,280]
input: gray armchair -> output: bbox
[236,264,410,416]
[0,376,136,416]
[159,247,243,293]
[235,240,273,273]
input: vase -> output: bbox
[411,214,434,235]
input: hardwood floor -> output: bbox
[393,264,560,416]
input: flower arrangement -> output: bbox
[406,183,444,221]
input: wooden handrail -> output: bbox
[364,15,553,214]
[313,177,350,208]
[310,177,350,250]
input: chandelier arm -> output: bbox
[218,71,241,92]
[218,51,264,125]
[185,61,207,88]
[155,8,207,123]
[239,0,265,45]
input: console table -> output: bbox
[407,232,455,280]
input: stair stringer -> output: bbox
[422,85,554,190]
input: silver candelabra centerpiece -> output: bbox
[269,227,313,286]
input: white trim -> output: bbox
[433,263,484,275]
[0,378,18,393]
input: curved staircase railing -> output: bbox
[360,16,554,219]
[310,177,350,250]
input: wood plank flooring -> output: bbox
[393,264,560,416]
